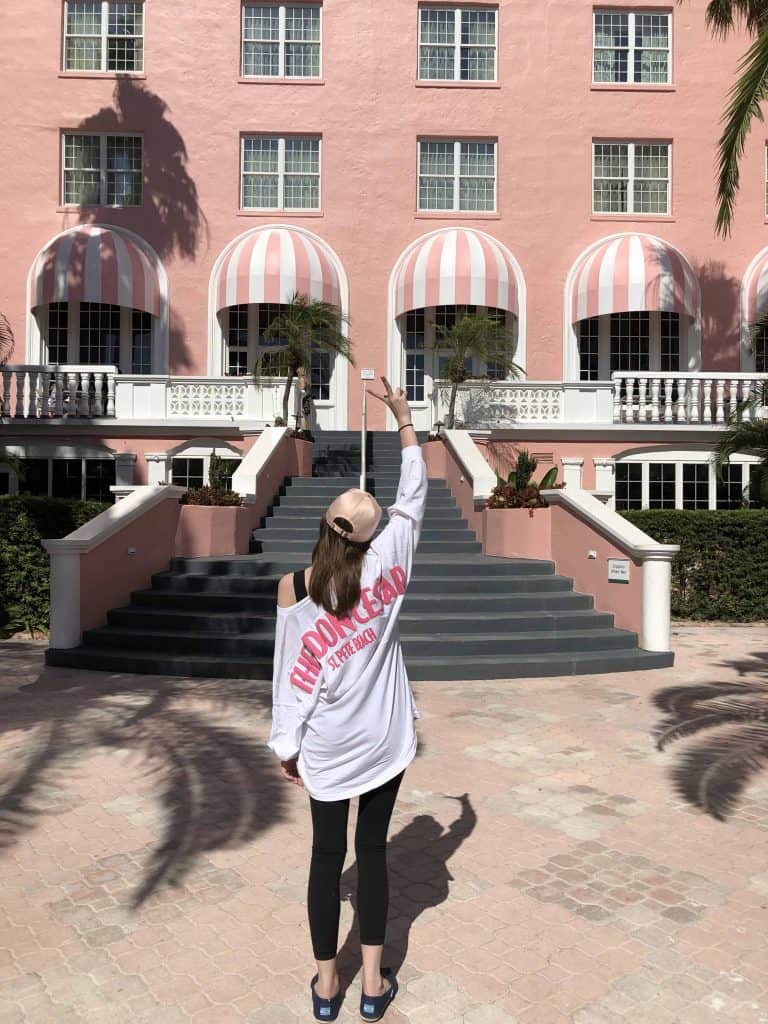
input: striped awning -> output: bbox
[394,228,519,318]
[32,225,161,317]
[571,234,699,323]
[745,249,768,325]
[214,227,341,313]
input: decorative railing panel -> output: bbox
[435,381,564,427]
[168,381,248,418]
[1,365,116,419]
[613,372,767,424]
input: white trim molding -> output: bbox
[444,428,497,509]
[231,425,288,501]
[561,457,584,490]
[741,245,768,370]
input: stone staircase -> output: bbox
[46,431,674,680]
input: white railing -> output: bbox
[1,365,117,419]
[612,372,768,424]
[114,375,286,422]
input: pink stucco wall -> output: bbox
[422,439,483,538]
[78,493,182,634]
[0,0,760,433]
[483,507,552,560]
[174,505,252,557]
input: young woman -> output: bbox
[268,379,426,1022]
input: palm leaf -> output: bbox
[714,26,768,236]
[0,313,14,367]
[655,711,739,750]
[713,417,768,474]
[669,724,768,819]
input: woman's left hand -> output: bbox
[281,758,304,787]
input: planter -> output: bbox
[482,506,552,560]
[175,505,251,557]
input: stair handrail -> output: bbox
[360,383,367,491]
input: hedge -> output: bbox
[0,496,109,638]
[621,509,768,621]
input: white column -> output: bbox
[46,550,81,649]
[561,457,584,490]
[593,457,616,507]
[114,452,137,487]
[145,452,170,485]
[641,553,675,652]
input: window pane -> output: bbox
[85,459,116,502]
[18,459,49,496]
[716,464,744,509]
[108,2,143,36]
[171,458,205,489]
[243,41,280,74]
[106,135,142,205]
[615,463,642,510]
[284,137,319,173]
[593,143,628,213]
[285,42,320,76]
[52,459,83,499]
[242,137,279,207]
[420,8,454,44]
[461,9,495,45]
[65,35,102,70]
[131,309,151,373]
[405,309,425,350]
[634,144,669,213]
[593,12,628,83]
[755,325,768,374]
[63,134,101,205]
[227,304,249,376]
[610,312,650,372]
[459,176,495,211]
[243,5,280,39]
[578,317,599,381]
[108,36,143,71]
[420,140,454,176]
[218,459,242,491]
[79,302,121,364]
[649,463,676,509]
[286,6,320,40]
[459,141,495,210]
[243,136,279,172]
[419,140,454,210]
[47,302,69,363]
[67,2,101,34]
[310,349,331,401]
[284,175,319,208]
[682,464,709,509]
[660,312,680,372]
[405,352,425,402]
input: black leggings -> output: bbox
[308,770,404,960]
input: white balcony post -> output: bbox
[642,552,674,652]
[561,457,584,490]
[650,377,660,422]
[114,452,137,487]
[145,453,170,486]
[47,551,82,649]
[15,369,26,418]
[593,457,616,507]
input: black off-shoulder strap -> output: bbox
[293,569,308,602]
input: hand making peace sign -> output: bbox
[368,376,412,428]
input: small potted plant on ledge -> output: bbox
[483,450,563,560]
[177,453,251,557]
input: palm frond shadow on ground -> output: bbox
[652,651,768,820]
[334,794,477,986]
[0,662,287,906]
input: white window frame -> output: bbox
[61,132,143,207]
[417,6,498,83]
[169,445,244,487]
[417,138,497,213]
[9,455,116,500]
[592,140,671,216]
[578,312,684,381]
[592,9,672,86]
[241,3,323,79]
[41,301,154,373]
[615,452,760,511]
[62,1,145,74]
[240,135,321,211]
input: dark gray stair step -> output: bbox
[82,627,637,657]
[270,505,463,519]
[276,496,457,509]
[258,523,472,538]
[109,606,615,634]
[252,539,483,554]
[168,556,555,577]
[131,589,594,613]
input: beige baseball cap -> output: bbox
[325,489,382,543]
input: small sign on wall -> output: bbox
[360,368,376,380]
[608,558,631,584]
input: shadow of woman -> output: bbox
[334,793,476,984]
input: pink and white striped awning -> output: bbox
[570,234,699,324]
[394,229,519,318]
[745,249,768,325]
[214,227,341,313]
[31,225,161,317]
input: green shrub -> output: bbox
[621,509,768,621]
[181,487,242,507]
[0,496,109,637]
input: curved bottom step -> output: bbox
[46,646,673,680]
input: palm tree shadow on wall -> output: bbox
[692,260,741,371]
[334,793,477,983]
[0,662,286,906]
[652,651,768,821]
[72,78,210,370]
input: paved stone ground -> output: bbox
[1,624,767,1023]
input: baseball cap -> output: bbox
[325,489,382,543]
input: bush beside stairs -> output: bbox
[46,431,674,680]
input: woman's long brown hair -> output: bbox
[309,516,370,617]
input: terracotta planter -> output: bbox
[175,505,251,557]
[482,506,552,560]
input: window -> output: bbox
[171,458,205,489]
[593,142,670,215]
[242,4,321,78]
[418,7,497,81]
[716,464,744,509]
[593,10,671,85]
[48,303,69,363]
[418,139,496,212]
[227,305,250,376]
[241,136,320,210]
[64,1,144,73]
[610,312,650,372]
[131,310,152,374]
[79,302,121,364]
[660,311,679,371]
[682,463,709,509]
[62,133,143,206]
[258,304,291,377]
[648,463,675,509]
[579,318,599,381]
[615,463,642,510]
[18,457,115,500]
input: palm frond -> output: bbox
[747,309,768,352]
[655,711,738,750]
[670,724,768,819]
[703,0,768,38]
[0,313,14,367]
[713,416,768,472]
[714,26,768,236]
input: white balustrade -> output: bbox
[0,365,117,419]
[612,372,768,425]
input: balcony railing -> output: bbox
[612,372,767,424]
[1,365,117,419]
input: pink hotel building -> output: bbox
[2,0,768,511]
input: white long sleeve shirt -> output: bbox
[268,444,427,801]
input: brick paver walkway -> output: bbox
[1,624,767,1023]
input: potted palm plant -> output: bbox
[483,450,563,559]
[431,310,522,430]
[177,452,251,557]
[255,291,353,429]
